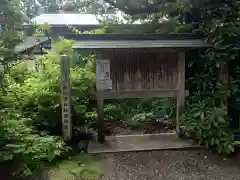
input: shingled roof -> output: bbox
[14,36,50,54]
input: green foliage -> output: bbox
[183,8,240,155]
[5,40,95,135]
[0,110,67,178]
[48,153,103,180]
[0,0,70,178]
[0,39,96,178]
[90,21,192,34]
[8,60,31,83]
[0,0,27,65]
[104,98,174,127]
[182,97,239,154]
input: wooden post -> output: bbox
[38,57,44,73]
[60,55,72,140]
[27,55,36,71]
[0,63,4,82]
[95,52,112,143]
[97,96,105,142]
[176,52,185,136]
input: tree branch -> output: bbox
[103,0,131,14]
[103,0,176,15]
[104,0,239,16]
[220,0,239,12]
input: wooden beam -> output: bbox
[92,90,189,100]
[60,55,72,141]
[100,48,179,53]
[75,48,180,54]
[176,52,186,136]
[97,90,178,100]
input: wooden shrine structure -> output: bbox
[68,34,208,143]
[14,34,234,152]
[14,34,208,144]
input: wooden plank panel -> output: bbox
[111,52,179,92]
[101,51,179,92]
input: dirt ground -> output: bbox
[3,150,240,180]
[105,120,174,135]
[98,150,240,180]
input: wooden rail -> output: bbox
[92,90,189,100]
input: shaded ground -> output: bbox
[98,150,240,180]
[47,153,103,180]
[105,120,174,135]
[3,150,240,180]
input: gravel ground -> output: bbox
[98,150,240,180]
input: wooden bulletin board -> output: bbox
[95,50,186,142]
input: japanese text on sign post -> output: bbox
[60,55,72,140]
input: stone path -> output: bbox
[3,150,240,180]
[99,150,240,180]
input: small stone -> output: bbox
[77,141,86,149]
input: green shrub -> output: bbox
[0,39,96,178]
[7,60,31,83]
[182,97,240,154]
[104,98,174,127]
[0,110,67,178]
[5,49,95,135]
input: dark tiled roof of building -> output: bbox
[14,36,50,53]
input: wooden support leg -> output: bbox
[97,97,105,143]
[176,96,184,136]
[176,52,185,137]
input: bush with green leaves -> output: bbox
[183,63,239,155]
[0,110,67,178]
[5,40,96,135]
[0,39,96,178]
[104,98,175,127]
[182,96,240,155]
[182,18,240,155]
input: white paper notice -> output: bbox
[96,60,112,90]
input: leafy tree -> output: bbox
[0,1,68,178]
[25,0,62,18]
[0,0,27,66]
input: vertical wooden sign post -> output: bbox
[27,55,36,72]
[0,63,4,82]
[60,55,72,140]
[96,54,112,143]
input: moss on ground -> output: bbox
[47,153,103,180]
